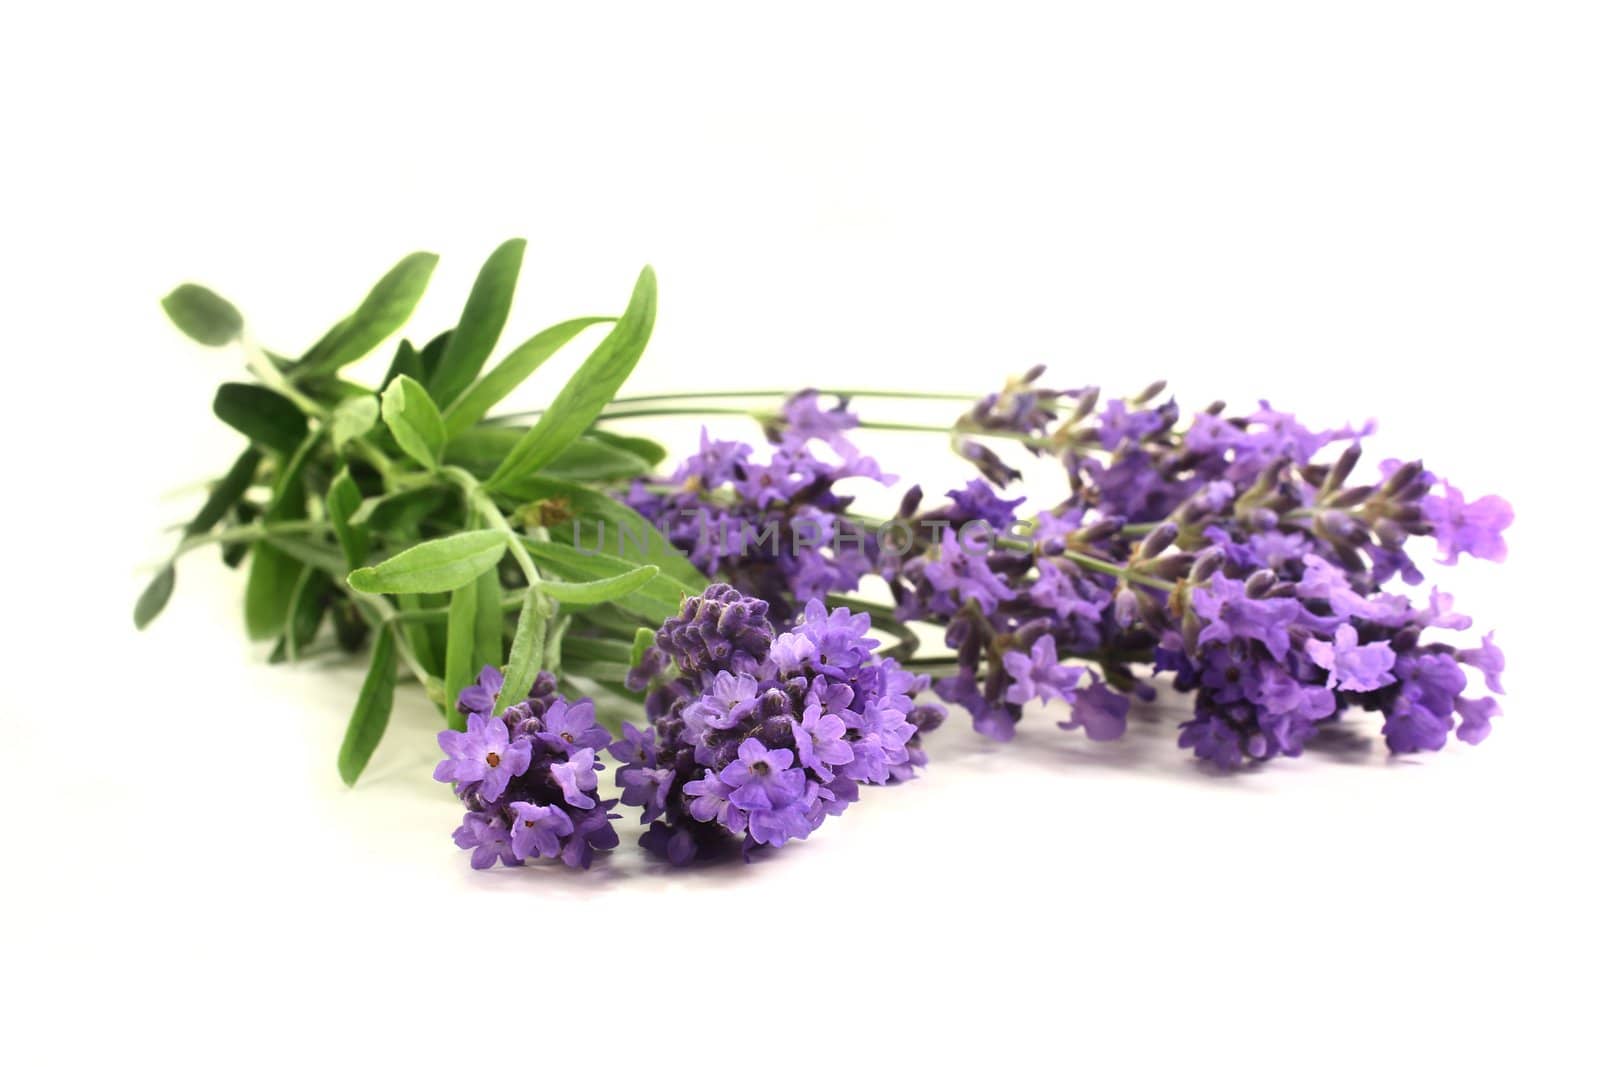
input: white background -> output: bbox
[3,3,1596,1063]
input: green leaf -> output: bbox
[582,427,668,468]
[162,284,243,346]
[493,587,546,716]
[330,394,380,451]
[541,436,657,481]
[347,530,508,595]
[380,374,446,469]
[443,564,504,730]
[536,564,659,606]
[429,238,526,410]
[506,474,704,586]
[521,540,692,623]
[338,625,398,786]
[284,569,331,660]
[299,252,439,375]
[345,486,452,532]
[630,626,656,669]
[243,432,316,640]
[486,268,656,489]
[213,383,307,454]
[133,565,176,630]
[442,316,614,435]
[185,447,261,536]
[244,542,302,640]
[326,467,371,569]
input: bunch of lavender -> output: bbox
[885,367,1512,768]
[434,668,621,869]
[612,584,941,863]
[622,391,892,620]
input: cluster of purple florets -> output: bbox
[434,669,620,869]
[612,583,941,863]
[624,391,891,620]
[885,368,1512,768]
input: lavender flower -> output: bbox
[624,393,895,620]
[886,370,1511,770]
[613,584,938,863]
[437,671,620,870]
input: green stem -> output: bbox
[167,519,334,560]
[606,388,981,405]
[592,406,753,422]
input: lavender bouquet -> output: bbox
[140,241,1512,871]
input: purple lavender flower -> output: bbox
[1305,624,1398,692]
[452,812,520,870]
[1061,682,1130,741]
[615,589,936,863]
[438,671,619,871]
[508,802,574,860]
[793,702,853,775]
[1188,576,1301,662]
[886,368,1512,770]
[550,749,600,809]
[1001,635,1085,706]
[456,665,504,716]
[434,712,532,803]
[535,698,610,755]
[1424,481,1514,564]
[623,397,895,621]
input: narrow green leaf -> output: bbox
[244,542,302,640]
[541,437,657,482]
[429,238,526,410]
[440,564,504,730]
[380,338,423,391]
[162,284,243,346]
[443,317,615,435]
[630,626,656,669]
[416,329,452,385]
[347,530,508,595]
[521,540,691,623]
[330,394,380,451]
[507,474,704,585]
[326,467,371,568]
[494,588,547,716]
[338,625,398,786]
[400,592,444,677]
[185,447,261,536]
[380,374,445,470]
[284,569,331,660]
[345,486,452,532]
[486,268,656,488]
[133,565,176,629]
[213,383,307,454]
[582,428,668,468]
[300,252,439,375]
[536,564,659,606]
[242,428,322,640]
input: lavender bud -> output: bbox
[1317,510,1359,542]
[1114,588,1139,627]
[1070,386,1101,422]
[1139,522,1180,559]
[1327,485,1374,509]
[1132,379,1168,404]
[1147,554,1196,581]
[1075,517,1125,543]
[1327,443,1362,491]
[1245,570,1276,597]
[1190,546,1225,582]
[1381,460,1425,496]
[1248,508,1279,531]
